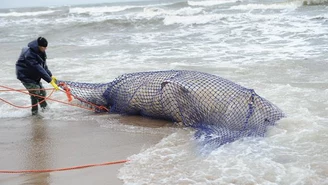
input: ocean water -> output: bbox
[0,0,327,184]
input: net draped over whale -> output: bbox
[58,70,284,147]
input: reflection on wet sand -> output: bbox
[107,114,179,128]
[23,117,51,185]
[0,115,169,185]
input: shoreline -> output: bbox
[0,116,170,185]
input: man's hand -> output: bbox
[51,76,57,83]
[50,78,59,91]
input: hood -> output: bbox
[28,39,41,53]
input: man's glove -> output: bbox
[51,76,57,83]
[50,78,59,91]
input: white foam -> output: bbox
[119,116,328,184]
[294,0,328,5]
[188,0,238,6]
[143,6,203,17]
[69,5,135,16]
[230,2,300,10]
[75,37,110,47]
[164,14,225,25]
[0,10,56,17]
[68,1,181,16]
[230,0,328,10]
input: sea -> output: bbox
[0,0,327,184]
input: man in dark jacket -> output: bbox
[16,37,59,115]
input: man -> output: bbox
[16,37,59,115]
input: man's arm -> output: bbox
[25,54,52,83]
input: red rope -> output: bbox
[0,160,129,173]
[0,84,109,112]
[0,88,55,109]
[0,85,125,174]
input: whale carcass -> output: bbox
[59,70,285,146]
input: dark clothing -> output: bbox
[22,82,48,115]
[16,39,52,115]
[16,39,52,84]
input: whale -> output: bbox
[59,70,285,146]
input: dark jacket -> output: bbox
[16,39,52,84]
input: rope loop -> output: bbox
[0,84,109,112]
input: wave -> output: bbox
[230,0,328,10]
[164,14,225,25]
[188,0,238,6]
[162,1,190,8]
[0,10,56,17]
[289,0,328,5]
[68,1,188,16]
[230,3,300,10]
[63,5,205,29]
[3,0,326,30]
[69,5,141,15]
[143,6,203,17]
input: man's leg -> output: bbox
[38,82,48,110]
[22,83,40,115]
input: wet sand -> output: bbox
[0,116,170,185]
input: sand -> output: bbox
[0,116,170,185]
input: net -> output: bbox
[58,70,284,147]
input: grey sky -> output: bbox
[0,0,138,9]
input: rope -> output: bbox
[0,160,129,173]
[0,85,122,174]
[0,88,55,109]
[0,84,109,112]
[0,88,54,92]
[242,90,255,135]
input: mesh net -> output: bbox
[58,70,284,147]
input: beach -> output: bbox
[1,0,328,184]
[0,116,172,185]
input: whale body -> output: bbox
[59,70,285,146]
